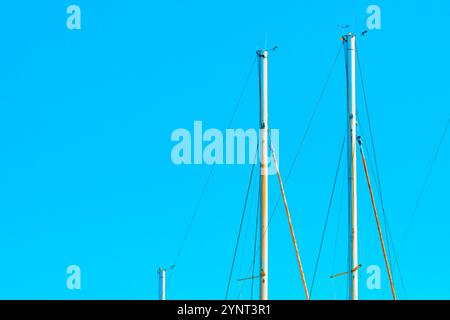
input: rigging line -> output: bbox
[331,171,346,300]
[357,127,402,299]
[358,123,407,299]
[265,43,343,236]
[225,147,259,300]
[270,140,310,300]
[356,122,393,272]
[310,134,346,298]
[356,126,390,227]
[355,48,398,277]
[356,46,408,298]
[171,163,215,273]
[358,137,397,300]
[355,124,396,276]
[284,43,343,183]
[238,177,260,299]
[359,126,408,299]
[228,57,258,127]
[239,170,261,295]
[232,172,259,298]
[236,166,260,280]
[355,48,394,263]
[399,118,450,253]
[251,175,261,300]
[356,33,381,194]
[170,56,257,275]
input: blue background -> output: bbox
[0,0,448,299]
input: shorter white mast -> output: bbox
[158,267,166,300]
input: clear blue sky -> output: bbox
[0,0,449,299]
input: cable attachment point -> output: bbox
[357,135,362,146]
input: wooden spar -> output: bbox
[357,137,397,300]
[330,264,362,279]
[237,275,260,282]
[269,142,310,300]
